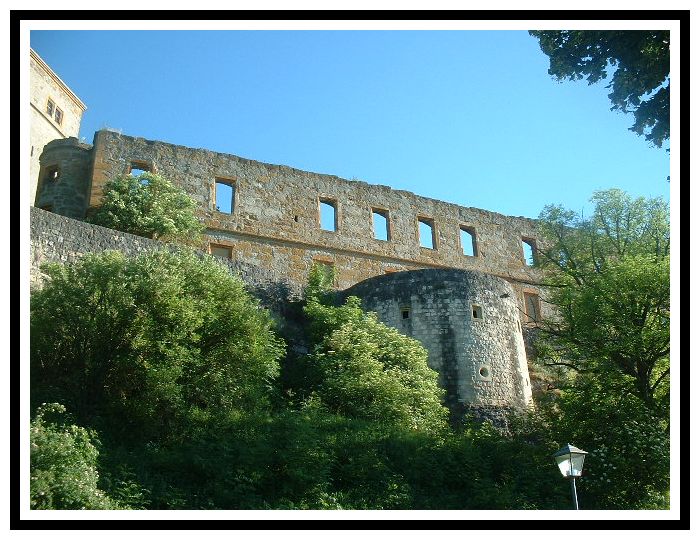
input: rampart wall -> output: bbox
[29,207,298,308]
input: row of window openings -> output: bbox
[322,202,480,257]
[43,160,535,267]
[153,177,532,264]
[322,201,537,264]
[46,98,63,126]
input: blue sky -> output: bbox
[30,30,670,219]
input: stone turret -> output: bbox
[343,269,533,424]
[35,137,93,219]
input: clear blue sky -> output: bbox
[30,30,670,219]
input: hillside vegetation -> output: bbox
[29,190,670,510]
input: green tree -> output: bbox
[547,378,670,509]
[30,249,285,443]
[529,31,670,147]
[30,403,119,509]
[534,189,670,413]
[300,266,449,433]
[538,189,670,409]
[88,172,203,243]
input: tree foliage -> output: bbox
[529,31,670,147]
[300,265,449,433]
[31,249,285,443]
[29,246,668,510]
[88,172,203,242]
[548,378,669,509]
[30,403,118,509]
[534,189,670,413]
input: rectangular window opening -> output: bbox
[46,99,55,117]
[524,292,541,322]
[215,180,235,214]
[319,198,337,231]
[522,238,537,266]
[54,107,63,125]
[401,306,411,320]
[372,209,390,241]
[418,218,436,249]
[210,243,233,259]
[472,304,483,320]
[129,162,152,184]
[460,226,477,257]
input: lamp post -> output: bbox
[552,443,588,510]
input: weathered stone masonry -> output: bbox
[34,129,550,415]
[343,270,533,419]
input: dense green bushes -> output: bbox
[30,404,118,509]
[29,249,669,510]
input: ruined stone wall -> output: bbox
[36,129,553,324]
[83,131,547,311]
[342,270,533,420]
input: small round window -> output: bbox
[478,364,492,381]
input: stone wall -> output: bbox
[29,207,294,305]
[342,269,533,421]
[37,129,552,324]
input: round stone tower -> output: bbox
[342,269,533,423]
[35,137,93,219]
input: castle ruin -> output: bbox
[31,129,549,419]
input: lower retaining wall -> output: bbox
[29,207,302,308]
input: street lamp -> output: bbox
[553,443,588,510]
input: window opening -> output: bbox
[524,292,541,322]
[319,199,337,231]
[472,304,483,320]
[46,99,55,117]
[418,218,436,249]
[401,306,411,320]
[129,162,152,184]
[478,364,493,381]
[215,180,235,214]
[460,226,477,257]
[372,209,390,241]
[54,107,63,125]
[210,244,232,259]
[522,238,537,266]
[45,166,60,182]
